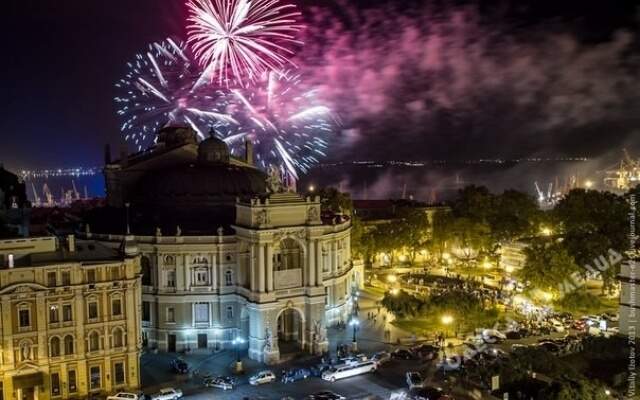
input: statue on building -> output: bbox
[266,165,283,194]
[176,225,182,236]
[313,320,327,343]
[256,209,269,225]
[155,226,162,236]
[85,223,91,234]
[264,327,275,352]
[217,226,224,236]
[307,206,319,223]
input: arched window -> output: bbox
[225,270,233,286]
[50,337,61,357]
[112,328,124,348]
[89,331,100,352]
[64,335,74,355]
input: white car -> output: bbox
[150,387,183,400]
[549,319,566,333]
[249,370,276,385]
[107,393,140,400]
[481,329,506,343]
[372,351,391,366]
[406,371,425,390]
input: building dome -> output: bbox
[133,163,267,208]
[198,136,230,164]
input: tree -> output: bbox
[372,222,405,266]
[452,185,495,223]
[518,238,580,294]
[554,189,629,292]
[396,206,431,265]
[449,217,491,263]
[317,187,353,214]
[381,290,422,318]
[489,189,541,242]
[429,209,454,261]
[351,217,376,264]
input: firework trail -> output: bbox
[213,70,333,178]
[186,0,303,87]
[114,38,237,151]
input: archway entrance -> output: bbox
[277,308,304,354]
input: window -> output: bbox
[142,302,150,322]
[226,306,233,320]
[114,362,125,385]
[47,271,57,287]
[166,270,176,287]
[112,328,124,348]
[89,366,101,390]
[110,266,122,280]
[19,309,30,327]
[63,304,72,322]
[50,372,60,396]
[49,305,59,323]
[88,301,98,320]
[166,307,175,323]
[195,268,208,286]
[89,332,100,352]
[68,370,77,393]
[141,257,152,286]
[112,298,122,317]
[64,335,74,355]
[225,270,233,286]
[194,303,209,323]
[87,269,96,283]
[50,337,60,357]
[61,271,71,286]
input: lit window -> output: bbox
[49,305,59,323]
[89,366,101,390]
[50,372,60,397]
[195,303,209,323]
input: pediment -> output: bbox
[0,282,48,295]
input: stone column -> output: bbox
[315,241,322,286]
[266,244,274,292]
[249,244,256,292]
[257,243,265,293]
[308,239,316,287]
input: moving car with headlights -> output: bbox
[249,370,276,385]
[321,360,377,382]
[203,376,236,390]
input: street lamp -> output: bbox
[232,336,245,373]
[441,314,454,339]
[350,318,360,352]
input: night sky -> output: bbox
[2,0,640,171]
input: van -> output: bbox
[321,360,377,382]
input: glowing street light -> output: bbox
[585,180,594,189]
[308,184,316,192]
[232,336,245,373]
[350,318,360,351]
[540,227,553,236]
[441,314,454,326]
[387,274,397,283]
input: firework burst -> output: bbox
[214,70,333,178]
[114,38,237,151]
[186,0,303,87]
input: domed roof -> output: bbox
[132,162,267,208]
[198,136,230,164]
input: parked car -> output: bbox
[406,371,425,390]
[392,348,414,360]
[306,391,347,400]
[170,359,189,374]
[411,344,440,359]
[149,388,183,400]
[282,368,311,383]
[436,357,461,372]
[481,329,506,343]
[372,351,391,365]
[506,330,524,340]
[412,386,448,400]
[107,393,140,400]
[249,370,276,385]
[602,312,619,322]
[538,341,561,354]
[203,376,235,390]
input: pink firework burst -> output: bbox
[186,0,303,87]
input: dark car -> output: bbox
[538,341,561,354]
[411,344,440,359]
[170,359,189,374]
[412,386,448,399]
[203,376,236,390]
[310,364,331,377]
[392,349,414,360]
[282,368,311,383]
[306,391,346,400]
